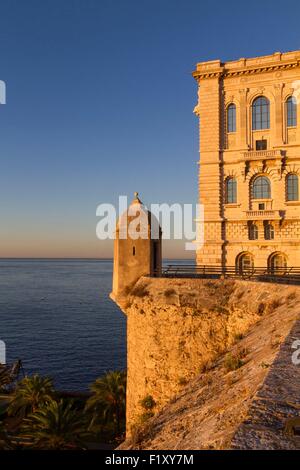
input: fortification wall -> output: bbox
[113,277,296,434]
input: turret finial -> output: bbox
[132,191,142,205]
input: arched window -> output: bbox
[252,96,270,130]
[225,177,237,203]
[264,222,274,240]
[248,223,258,240]
[286,96,297,127]
[286,173,299,201]
[252,176,271,199]
[227,104,236,132]
[268,252,287,274]
[236,252,254,275]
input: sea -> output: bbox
[0,258,193,391]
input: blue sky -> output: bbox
[1,0,300,258]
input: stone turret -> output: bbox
[111,193,162,300]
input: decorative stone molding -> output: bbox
[224,169,238,178]
[243,149,284,160]
[193,52,300,81]
[282,165,300,176]
[194,50,300,271]
[246,166,281,183]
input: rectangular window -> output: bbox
[287,97,297,127]
[226,178,237,203]
[256,140,267,150]
[227,105,236,133]
[252,97,270,130]
[287,174,299,201]
[258,203,265,210]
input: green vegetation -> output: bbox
[140,394,156,411]
[131,284,149,298]
[140,411,154,423]
[130,394,157,446]
[213,305,229,314]
[257,302,266,316]
[236,289,245,300]
[85,370,126,436]
[0,421,17,450]
[8,375,55,418]
[0,370,126,450]
[260,362,270,369]
[224,350,247,372]
[234,332,244,342]
[287,291,297,302]
[268,298,282,311]
[177,377,188,386]
[164,288,176,297]
[0,368,14,392]
[199,359,215,374]
[21,398,87,449]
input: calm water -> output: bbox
[0,259,126,391]
[0,258,194,391]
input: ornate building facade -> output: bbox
[193,50,300,272]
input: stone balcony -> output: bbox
[243,150,284,160]
[245,210,283,220]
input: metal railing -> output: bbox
[155,265,300,285]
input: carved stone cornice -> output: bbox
[193,62,300,81]
[193,51,300,82]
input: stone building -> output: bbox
[111,192,162,299]
[193,50,300,272]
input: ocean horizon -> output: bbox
[0,258,194,391]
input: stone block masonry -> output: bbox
[116,278,300,450]
[193,50,300,270]
[113,276,300,435]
